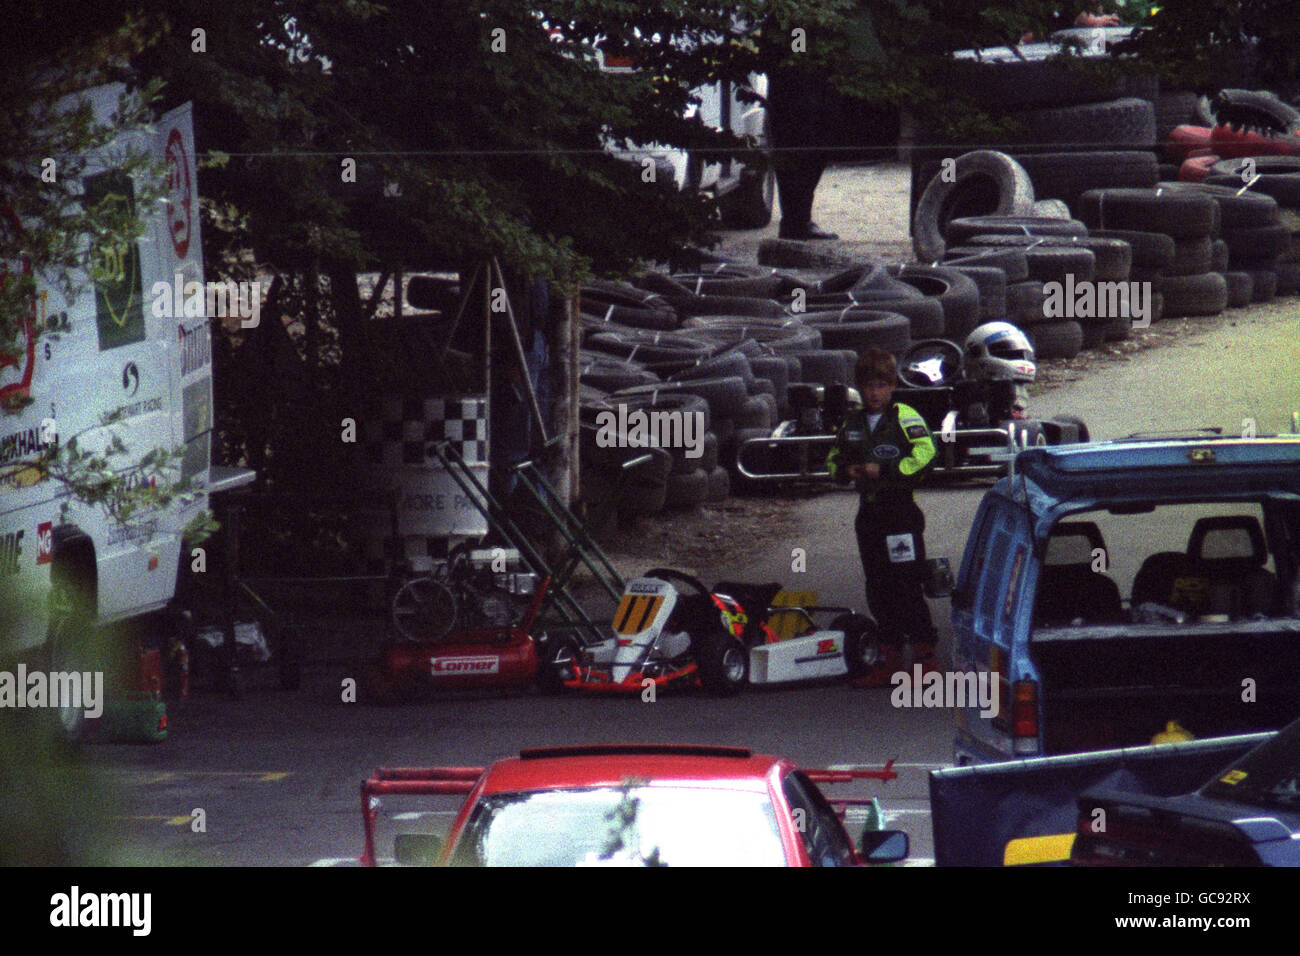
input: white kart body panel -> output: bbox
[749,630,848,684]
[609,577,676,683]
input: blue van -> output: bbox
[951,435,1300,764]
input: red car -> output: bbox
[360,744,907,867]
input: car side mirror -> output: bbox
[859,828,909,864]
[923,557,953,598]
[394,833,444,866]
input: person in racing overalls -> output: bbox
[827,349,938,649]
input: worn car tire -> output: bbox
[1223,270,1255,307]
[1155,91,1200,142]
[1010,97,1157,150]
[1089,229,1175,269]
[701,464,729,501]
[1167,236,1214,277]
[1023,245,1097,286]
[945,263,1008,320]
[1155,181,1281,230]
[674,295,788,319]
[1161,272,1229,316]
[1221,224,1292,266]
[888,265,981,339]
[967,234,1132,282]
[736,394,775,431]
[1211,238,1230,273]
[1273,261,1300,296]
[1032,198,1073,220]
[1006,280,1047,326]
[1027,320,1083,359]
[945,215,1087,244]
[1008,149,1164,214]
[1211,88,1300,136]
[803,315,913,357]
[665,468,711,509]
[943,245,1031,282]
[1247,268,1278,302]
[787,350,852,387]
[1078,188,1219,239]
[614,376,748,421]
[912,150,1036,262]
[1206,158,1300,207]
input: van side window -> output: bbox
[979,531,1011,628]
[962,508,992,591]
[1003,546,1027,623]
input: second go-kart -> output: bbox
[545,568,917,695]
[736,322,1091,481]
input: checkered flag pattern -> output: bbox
[366,395,489,467]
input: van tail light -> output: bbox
[1011,680,1039,754]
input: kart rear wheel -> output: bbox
[834,613,882,681]
[696,628,748,696]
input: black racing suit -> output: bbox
[827,401,938,644]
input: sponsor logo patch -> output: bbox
[905,424,928,439]
[873,443,901,459]
[430,655,499,675]
[886,533,916,563]
[36,521,52,564]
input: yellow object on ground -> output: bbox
[1152,720,1195,745]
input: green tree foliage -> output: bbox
[1121,0,1300,97]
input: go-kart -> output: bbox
[543,568,932,695]
[735,333,1090,482]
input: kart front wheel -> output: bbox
[835,613,883,681]
[535,634,581,695]
[695,629,748,696]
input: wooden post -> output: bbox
[545,291,579,509]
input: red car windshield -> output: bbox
[448,784,786,866]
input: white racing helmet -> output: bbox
[963,321,1036,383]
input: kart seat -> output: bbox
[714,581,784,644]
[1033,521,1124,626]
[890,387,953,428]
[1186,516,1276,617]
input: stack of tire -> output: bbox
[938,214,1136,358]
[1079,185,1287,316]
[909,65,1159,228]
[1206,157,1300,297]
[575,261,966,510]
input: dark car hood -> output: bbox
[1073,786,1299,866]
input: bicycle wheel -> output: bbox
[391,576,459,642]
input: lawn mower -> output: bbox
[360,545,550,702]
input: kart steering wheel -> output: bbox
[644,568,712,596]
